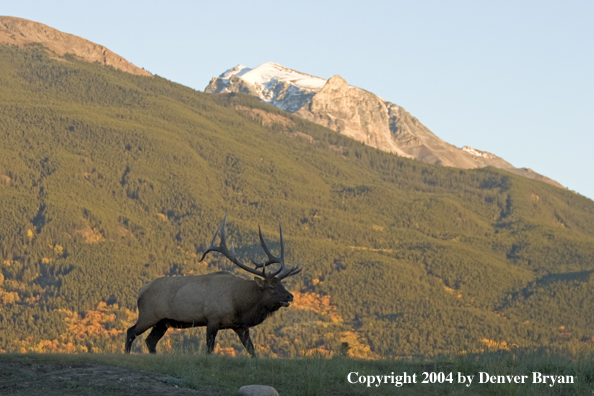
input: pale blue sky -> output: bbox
[4,1,593,200]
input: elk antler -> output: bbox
[200,214,302,280]
[251,223,303,280]
[199,214,266,278]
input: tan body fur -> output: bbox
[125,271,293,356]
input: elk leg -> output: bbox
[234,328,256,358]
[206,323,219,354]
[125,325,137,353]
[145,320,168,354]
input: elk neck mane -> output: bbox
[233,277,281,327]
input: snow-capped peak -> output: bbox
[206,62,330,113]
[219,64,252,80]
[230,62,327,91]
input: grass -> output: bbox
[3,348,592,395]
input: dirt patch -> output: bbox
[74,225,105,243]
[0,355,221,396]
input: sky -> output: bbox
[4,0,593,200]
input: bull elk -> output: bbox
[125,215,302,357]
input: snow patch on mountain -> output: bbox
[238,62,327,90]
[462,146,497,159]
[207,62,328,112]
[219,64,252,80]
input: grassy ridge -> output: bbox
[0,44,593,358]
[2,350,593,395]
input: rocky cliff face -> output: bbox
[295,75,511,169]
[0,16,150,77]
[206,63,564,189]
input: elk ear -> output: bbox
[254,277,266,289]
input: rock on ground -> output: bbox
[238,384,279,396]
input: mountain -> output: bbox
[0,16,150,76]
[206,63,326,113]
[1,25,594,359]
[206,62,564,189]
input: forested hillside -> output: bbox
[0,44,593,358]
